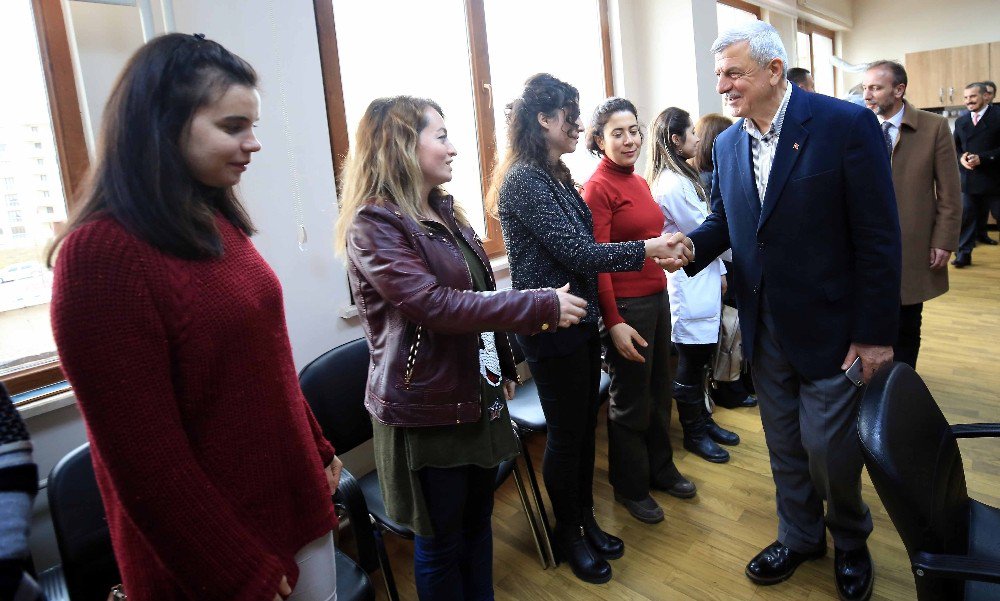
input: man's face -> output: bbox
[715,41,783,120]
[861,68,904,116]
[965,87,986,112]
[985,85,996,104]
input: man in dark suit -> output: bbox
[953,82,1000,265]
[681,21,900,601]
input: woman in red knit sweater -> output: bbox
[580,98,695,525]
[48,34,340,600]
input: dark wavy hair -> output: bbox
[49,33,258,266]
[646,107,707,204]
[486,73,580,215]
[585,97,642,157]
[692,113,732,174]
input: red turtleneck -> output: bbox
[581,155,666,329]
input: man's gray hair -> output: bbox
[711,21,788,77]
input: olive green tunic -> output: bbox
[371,223,519,536]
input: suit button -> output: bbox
[541,323,550,331]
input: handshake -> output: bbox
[644,232,694,272]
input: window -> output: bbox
[39,205,54,214]
[36,174,47,182]
[314,0,613,257]
[0,0,89,399]
[6,194,18,207]
[796,21,836,96]
[36,158,43,166]
[39,190,50,198]
[717,0,761,31]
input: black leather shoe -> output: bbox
[952,255,971,268]
[613,492,664,524]
[745,540,826,585]
[835,546,874,601]
[716,394,758,409]
[706,417,740,445]
[653,476,697,499]
[977,235,998,245]
[554,525,612,584]
[583,509,625,558]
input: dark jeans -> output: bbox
[527,334,602,528]
[958,193,1000,256]
[675,342,715,388]
[413,465,498,601]
[894,303,923,370]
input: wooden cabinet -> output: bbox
[992,42,1000,86]
[904,43,992,109]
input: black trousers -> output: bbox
[527,334,602,528]
[958,193,1000,256]
[975,193,1000,239]
[675,343,715,388]
[894,303,923,370]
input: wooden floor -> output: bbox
[370,243,1000,600]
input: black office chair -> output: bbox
[858,362,1000,601]
[505,334,611,567]
[41,443,374,601]
[298,338,548,601]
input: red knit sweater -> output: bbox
[582,156,666,328]
[50,216,336,600]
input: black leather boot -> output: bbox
[554,524,613,584]
[582,509,625,559]
[706,411,740,445]
[674,382,730,463]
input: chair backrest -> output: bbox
[298,338,373,454]
[858,363,969,600]
[47,443,122,601]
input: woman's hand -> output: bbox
[609,323,647,363]
[325,455,343,496]
[721,274,728,296]
[503,379,517,401]
[273,576,291,600]
[556,283,587,327]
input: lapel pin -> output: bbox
[792,142,800,151]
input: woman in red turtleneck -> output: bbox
[581,98,695,525]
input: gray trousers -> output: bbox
[752,296,872,553]
[603,290,676,500]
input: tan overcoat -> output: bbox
[890,100,962,305]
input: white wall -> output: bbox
[840,0,999,90]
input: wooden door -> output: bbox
[991,42,1000,88]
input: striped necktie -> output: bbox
[881,121,893,158]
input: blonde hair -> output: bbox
[334,96,465,257]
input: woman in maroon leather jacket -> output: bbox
[334,96,586,601]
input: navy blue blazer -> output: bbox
[686,85,901,379]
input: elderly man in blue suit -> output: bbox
[677,22,901,601]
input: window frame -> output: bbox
[312,0,615,258]
[717,0,762,20]
[796,19,837,95]
[2,0,90,399]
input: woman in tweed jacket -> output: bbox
[487,73,690,585]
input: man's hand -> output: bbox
[555,283,588,327]
[929,247,950,270]
[968,153,981,167]
[609,323,647,363]
[652,233,694,273]
[960,152,978,170]
[325,455,343,496]
[841,343,893,385]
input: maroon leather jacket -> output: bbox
[346,195,560,427]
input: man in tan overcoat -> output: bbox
[861,60,962,368]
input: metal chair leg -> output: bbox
[510,446,549,569]
[515,423,556,567]
[371,522,400,601]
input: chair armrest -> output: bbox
[951,423,1000,439]
[334,466,380,574]
[912,551,1000,585]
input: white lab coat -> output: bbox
[649,169,730,344]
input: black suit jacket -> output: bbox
[686,85,901,380]
[954,105,1000,194]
